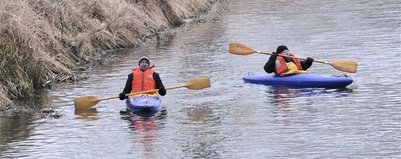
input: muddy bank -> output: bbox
[0,0,227,110]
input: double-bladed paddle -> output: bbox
[74,76,211,109]
[228,42,358,73]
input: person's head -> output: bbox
[276,45,289,54]
[138,56,150,71]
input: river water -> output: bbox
[1,0,400,158]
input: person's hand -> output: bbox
[306,57,314,62]
[119,93,127,100]
[158,87,167,96]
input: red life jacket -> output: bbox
[274,53,303,75]
[131,67,156,93]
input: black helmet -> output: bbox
[276,45,289,54]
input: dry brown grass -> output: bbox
[0,0,222,107]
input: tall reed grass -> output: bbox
[0,0,219,107]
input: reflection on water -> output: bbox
[267,86,353,118]
[74,108,99,120]
[130,115,158,159]
[185,106,215,122]
[120,110,167,159]
[267,86,353,101]
[178,103,221,159]
[120,107,167,134]
[129,115,158,132]
[0,112,35,154]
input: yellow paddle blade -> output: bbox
[329,60,358,73]
[228,42,257,55]
[185,76,211,90]
[74,96,101,109]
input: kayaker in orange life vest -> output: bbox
[264,45,314,76]
[118,56,166,100]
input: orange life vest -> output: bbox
[131,67,156,93]
[274,53,303,75]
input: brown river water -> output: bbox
[1,0,400,158]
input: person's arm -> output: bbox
[301,57,314,70]
[119,73,133,100]
[153,72,166,96]
[122,73,133,94]
[264,54,277,73]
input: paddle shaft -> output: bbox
[256,51,328,64]
[116,84,187,99]
[75,85,188,108]
[98,89,162,101]
[98,96,119,101]
[99,83,193,101]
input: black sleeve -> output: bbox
[122,73,133,94]
[264,54,277,73]
[301,57,314,70]
[153,72,166,96]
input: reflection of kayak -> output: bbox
[126,94,161,116]
[243,73,353,88]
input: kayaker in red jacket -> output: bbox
[264,45,314,76]
[119,56,166,100]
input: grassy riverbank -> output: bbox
[0,0,225,109]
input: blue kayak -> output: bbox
[243,73,353,88]
[126,94,161,115]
